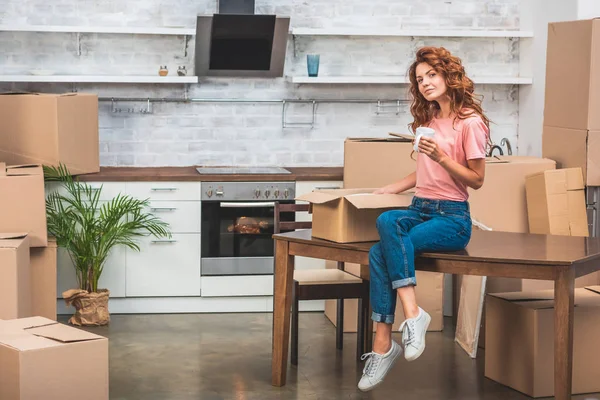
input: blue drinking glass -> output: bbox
[307,54,320,77]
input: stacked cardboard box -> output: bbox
[0,94,107,399]
[0,93,100,320]
[0,93,100,176]
[526,168,589,237]
[0,164,56,320]
[542,19,600,186]
[0,317,109,400]
[485,286,600,398]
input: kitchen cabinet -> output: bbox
[125,233,201,297]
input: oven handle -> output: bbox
[220,202,276,208]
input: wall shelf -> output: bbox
[290,28,534,38]
[0,75,198,83]
[0,25,195,35]
[289,76,533,85]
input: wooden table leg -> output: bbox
[360,265,373,354]
[554,268,575,400]
[272,240,295,387]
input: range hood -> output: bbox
[195,0,290,77]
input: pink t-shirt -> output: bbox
[414,114,489,202]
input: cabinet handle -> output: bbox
[151,188,178,192]
[151,240,178,244]
[315,186,341,190]
[150,207,178,212]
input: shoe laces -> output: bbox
[400,319,417,347]
[361,352,382,377]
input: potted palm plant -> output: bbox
[44,164,171,326]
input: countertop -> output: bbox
[76,166,344,182]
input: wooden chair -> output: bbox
[273,202,370,365]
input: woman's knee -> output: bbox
[376,211,396,232]
[369,242,383,269]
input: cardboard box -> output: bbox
[485,287,600,398]
[0,316,108,400]
[30,238,58,320]
[526,168,589,237]
[544,19,600,131]
[296,188,414,243]
[0,164,47,247]
[0,93,99,176]
[542,126,600,186]
[0,233,31,320]
[324,259,444,332]
[343,137,415,189]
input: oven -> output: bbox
[200,181,296,276]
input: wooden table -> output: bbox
[271,229,600,399]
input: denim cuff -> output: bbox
[391,277,417,290]
[371,311,395,324]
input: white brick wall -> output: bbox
[0,0,522,167]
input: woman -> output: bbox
[358,46,490,392]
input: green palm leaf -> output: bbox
[44,164,172,293]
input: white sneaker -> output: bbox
[357,340,402,392]
[399,307,431,362]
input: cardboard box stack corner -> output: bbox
[0,93,106,399]
[0,92,100,176]
[542,18,600,186]
[0,316,109,400]
[484,286,600,398]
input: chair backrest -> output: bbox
[273,202,312,234]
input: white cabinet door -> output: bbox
[125,233,201,297]
[45,182,127,201]
[57,245,127,298]
[294,181,343,271]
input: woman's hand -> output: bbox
[418,136,447,163]
[373,185,396,194]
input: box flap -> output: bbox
[0,331,63,351]
[387,132,414,141]
[26,323,105,343]
[5,164,43,176]
[296,188,375,204]
[585,286,600,295]
[346,136,411,143]
[1,316,57,330]
[0,232,28,240]
[344,192,414,209]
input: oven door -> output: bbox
[201,200,295,276]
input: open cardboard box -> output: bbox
[0,316,109,400]
[296,188,414,243]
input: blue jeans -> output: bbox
[369,196,472,324]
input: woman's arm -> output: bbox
[373,171,416,194]
[418,136,485,189]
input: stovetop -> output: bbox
[196,166,291,175]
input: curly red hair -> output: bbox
[407,46,491,143]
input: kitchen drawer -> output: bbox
[201,275,274,297]
[57,246,127,298]
[146,201,201,233]
[126,233,201,297]
[45,181,127,202]
[126,182,201,201]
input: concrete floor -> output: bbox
[60,313,600,400]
